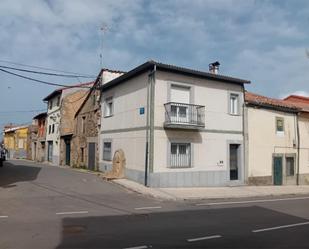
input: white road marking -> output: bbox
[196,196,309,206]
[56,211,89,215]
[187,235,222,242]
[252,221,309,233]
[134,206,162,210]
[0,216,8,218]
[123,245,149,249]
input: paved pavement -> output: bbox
[1,159,309,249]
[114,178,309,200]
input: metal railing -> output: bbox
[164,102,205,127]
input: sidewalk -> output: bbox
[113,178,309,201]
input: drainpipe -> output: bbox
[296,113,300,185]
[242,85,247,184]
[145,64,156,186]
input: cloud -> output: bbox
[0,0,309,133]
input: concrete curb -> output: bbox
[112,179,179,201]
[112,178,309,201]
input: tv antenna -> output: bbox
[100,24,110,68]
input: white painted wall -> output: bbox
[153,71,244,182]
[299,114,309,175]
[45,94,61,165]
[246,107,297,178]
[99,72,148,171]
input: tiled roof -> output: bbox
[43,81,94,101]
[245,92,300,112]
[283,95,309,112]
[102,60,250,91]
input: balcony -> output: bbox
[164,102,205,129]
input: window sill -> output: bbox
[229,113,241,116]
[168,166,192,169]
[276,131,285,136]
[104,114,113,118]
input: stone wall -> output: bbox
[59,90,88,166]
[71,87,100,170]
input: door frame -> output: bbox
[88,142,96,171]
[227,140,244,185]
[272,153,283,185]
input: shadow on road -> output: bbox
[55,206,309,249]
[0,160,41,188]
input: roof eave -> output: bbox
[246,101,300,113]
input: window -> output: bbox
[49,100,53,110]
[103,142,112,161]
[104,97,113,117]
[229,93,239,115]
[48,125,51,134]
[81,147,84,162]
[170,143,191,168]
[82,116,86,134]
[56,96,60,106]
[52,124,55,133]
[286,157,295,176]
[276,117,284,134]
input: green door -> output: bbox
[273,156,283,185]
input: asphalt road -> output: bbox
[1,160,309,249]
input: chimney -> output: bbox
[209,61,220,74]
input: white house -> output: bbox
[99,61,250,187]
[244,92,301,185]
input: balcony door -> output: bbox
[170,85,190,124]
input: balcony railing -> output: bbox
[164,102,205,129]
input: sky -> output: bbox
[1,0,309,135]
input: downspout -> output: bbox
[145,64,156,186]
[296,113,300,185]
[242,86,247,184]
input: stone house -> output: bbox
[72,69,124,170]
[59,89,93,166]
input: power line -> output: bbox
[0,109,46,114]
[0,59,96,78]
[0,65,95,78]
[0,68,92,89]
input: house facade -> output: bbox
[3,125,29,159]
[283,95,309,184]
[31,112,47,162]
[43,82,93,165]
[99,61,250,187]
[72,69,124,170]
[59,89,92,167]
[245,92,300,185]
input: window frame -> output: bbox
[102,140,112,161]
[56,96,61,107]
[169,142,192,168]
[49,100,53,110]
[276,117,285,135]
[104,97,114,117]
[285,155,295,177]
[229,93,240,115]
[81,116,86,134]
